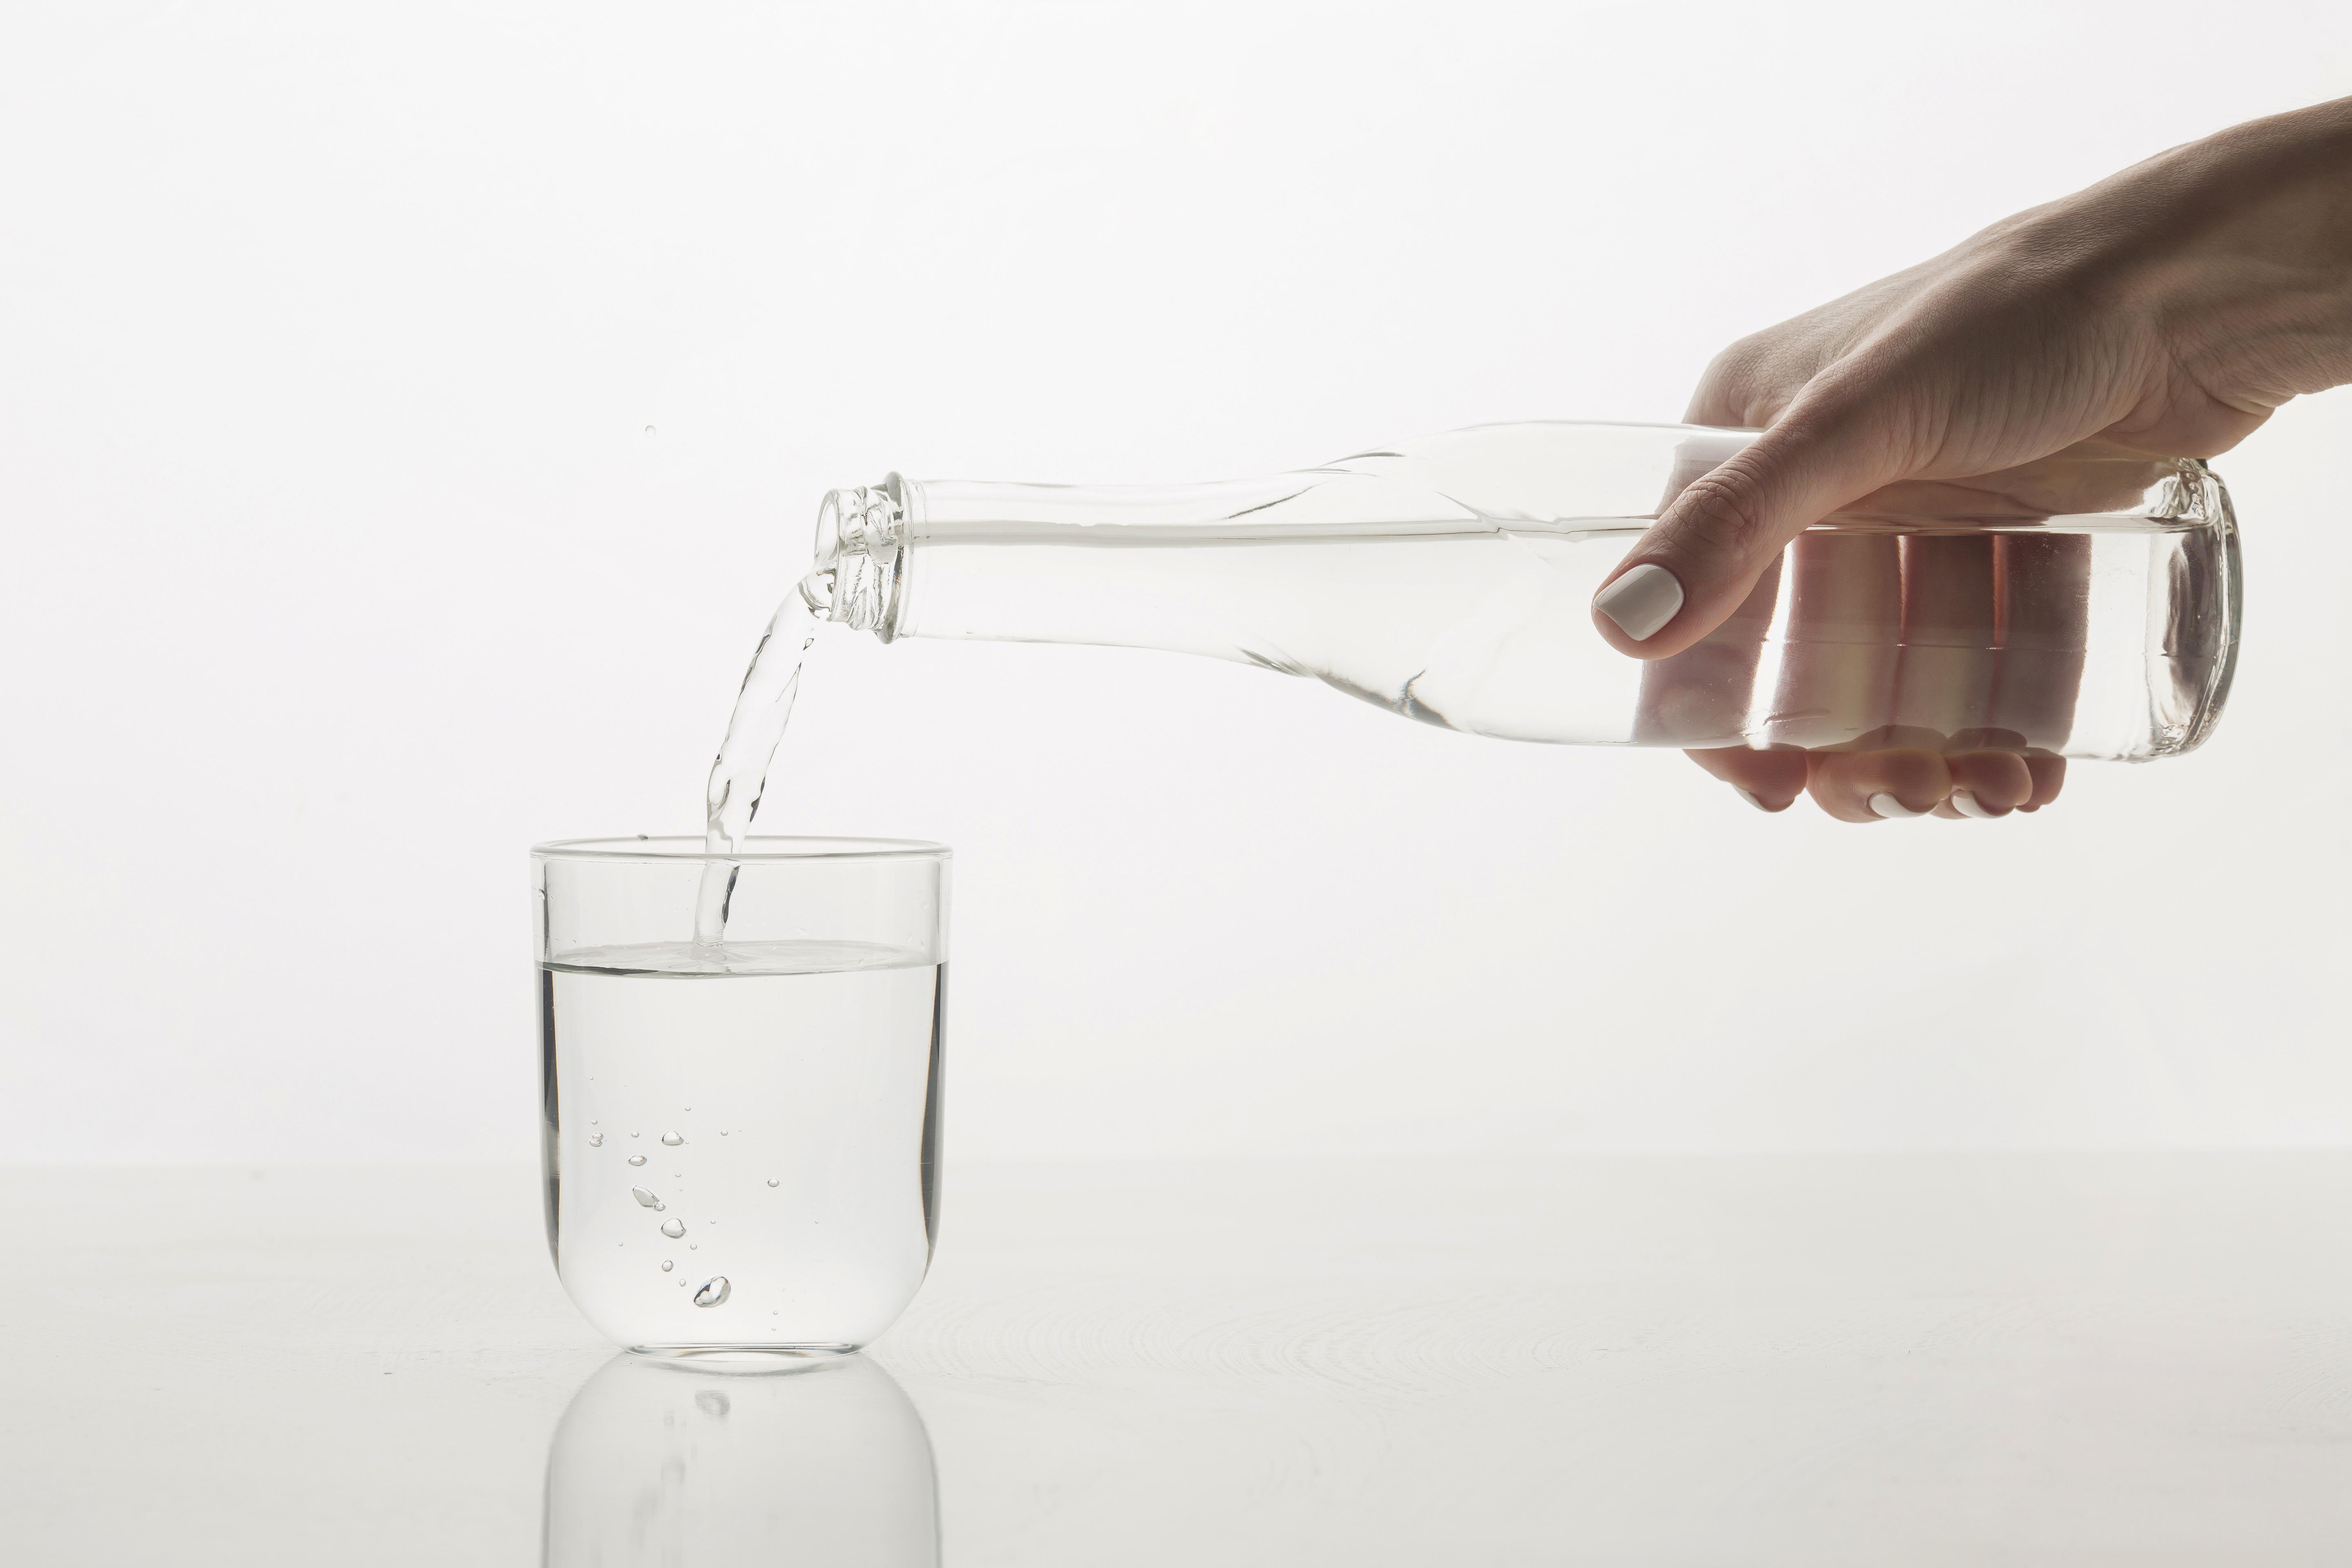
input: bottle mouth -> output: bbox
[806,475,909,637]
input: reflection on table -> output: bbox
[542,1352,938,1566]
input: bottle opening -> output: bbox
[807,478,907,637]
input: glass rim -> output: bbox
[532,834,951,863]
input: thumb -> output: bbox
[1590,401,1909,659]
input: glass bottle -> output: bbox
[803,422,2239,761]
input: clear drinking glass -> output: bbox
[533,836,950,1357]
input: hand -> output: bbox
[1630,526,2087,820]
[1593,98,2352,820]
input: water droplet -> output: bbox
[660,1259,674,1272]
[660,1218,686,1238]
[587,1132,603,1147]
[644,424,657,436]
[693,1276,731,1307]
[631,1186,661,1208]
[707,1218,716,1225]
[627,1154,646,1167]
[661,1131,684,1146]
[767,1178,779,1188]
[720,1129,730,1136]
[695,1390,730,1417]
[630,1131,639,1138]
[688,1242,698,1250]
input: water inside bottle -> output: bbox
[893,512,2235,760]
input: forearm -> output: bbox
[2054,98,2352,410]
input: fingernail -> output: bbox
[1949,789,2003,820]
[1869,792,1928,820]
[1593,563,1685,642]
[1735,788,1773,813]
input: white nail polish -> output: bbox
[1869,792,1927,820]
[1736,788,1771,813]
[1592,563,1685,642]
[1949,790,1998,819]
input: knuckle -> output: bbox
[1697,336,1782,418]
[1662,470,1771,559]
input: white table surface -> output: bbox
[6,1153,2351,1564]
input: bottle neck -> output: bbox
[806,470,1332,647]
[806,475,911,640]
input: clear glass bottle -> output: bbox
[804,422,2239,762]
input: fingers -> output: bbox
[1631,557,1783,747]
[1704,742,2065,821]
[1804,747,1952,823]
[1889,532,1998,741]
[1931,750,2034,819]
[1987,532,2091,751]
[1762,531,1901,749]
[1592,392,1912,660]
[1685,746,1809,812]
[2018,753,2067,812]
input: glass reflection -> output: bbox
[542,1352,939,1565]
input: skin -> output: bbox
[1594,97,2352,821]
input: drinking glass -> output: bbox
[532,836,949,1356]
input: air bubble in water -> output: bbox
[660,1218,686,1238]
[767,1178,779,1187]
[627,1154,646,1167]
[695,1390,730,1417]
[630,1131,639,1138]
[631,1186,662,1209]
[661,1131,684,1146]
[587,1132,603,1147]
[661,1260,674,1272]
[694,1277,731,1307]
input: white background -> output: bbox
[1,1,2345,1165]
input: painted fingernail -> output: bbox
[1949,789,2002,820]
[1735,788,1773,813]
[1592,563,1685,642]
[1869,792,1928,820]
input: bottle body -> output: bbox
[812,423,2239,762]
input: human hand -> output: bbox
[1594,98,2352,819]
[1631,525,2088,820]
